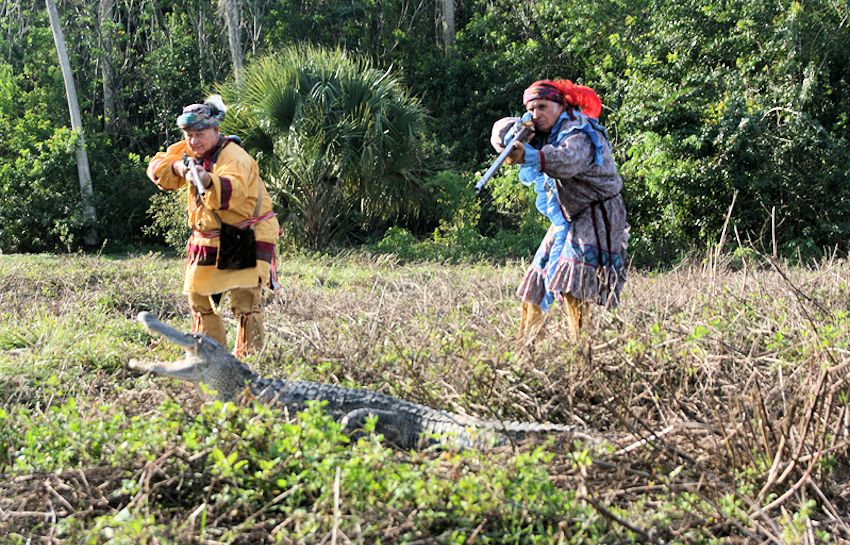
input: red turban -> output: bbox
[522,79,602,119]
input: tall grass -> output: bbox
[0,251,848,543]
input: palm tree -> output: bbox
[220,45,431,250]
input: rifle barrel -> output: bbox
[184,155,206,197]
[474,126,531,194]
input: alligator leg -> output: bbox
[341,408,421,450]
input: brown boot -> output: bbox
[232,286,265,357]
[188,292,227,346]
[525,303,545,339]
[563,293,593,341]
[517,302,545,341]
[516,302,529,339]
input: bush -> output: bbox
[0,61,157,253]
[373,167,547,262]
[144,188,189,252]
[0,128,89,252]
[422,170,476,226]
[2,397,606,543]
[375,226,419,259]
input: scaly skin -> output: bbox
[130,312,592,449]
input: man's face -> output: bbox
[525,99,565,133]
[183,127,220,157]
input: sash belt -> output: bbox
[193,210,276,240]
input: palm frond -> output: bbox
[218,44,431,248]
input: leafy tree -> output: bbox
[609,0,850,261]
[1,0,850,260]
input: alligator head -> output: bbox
[129,311,255,401]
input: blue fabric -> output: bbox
[530,233,556,310]
[521,145,541,172]
[508,111,612,311]
[506,112,573,311]
[566,240,625,270]
[529,223,570,311]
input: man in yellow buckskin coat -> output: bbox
[146,95,280,357]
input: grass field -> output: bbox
[1,251,848,544]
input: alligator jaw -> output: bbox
[129,356,204,382]
[137,311,197,349]
[133,312,205,382]
[133,312,243,399]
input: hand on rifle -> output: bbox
[475,113,534,193]
[176,155,211,190]
[503,113,534,165]
[503,141,526,165]
[171,159,188,178]
[187,164,211,188]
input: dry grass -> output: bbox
[262,253,850,542]
[1,251,849,542]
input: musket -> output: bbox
[183,153,206,197]
[475,114,534,194]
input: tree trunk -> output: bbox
[219,0,244,83]
[245,0,271,58]
[99,0,122,134]
[438,0,455,54]
[46,0,98,246]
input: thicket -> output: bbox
[1,0,848,265]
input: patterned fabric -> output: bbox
[147,137,280,295]
[493,110,629,309]
[522,83,565,105]
[177,101,225,130]
[521,80,602,119]
[516,226,555,308]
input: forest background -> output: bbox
[1,0,849,266]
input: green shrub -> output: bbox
[2,396,609,543]
[0,61,157,252]
[144,188,189,252]
[422,170,477,226]
[0,128,89,252]
[375,226,420,259]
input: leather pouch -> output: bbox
[217,222,256,270]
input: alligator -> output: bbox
[129,311,594,450]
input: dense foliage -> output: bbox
[1,0,848,263]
